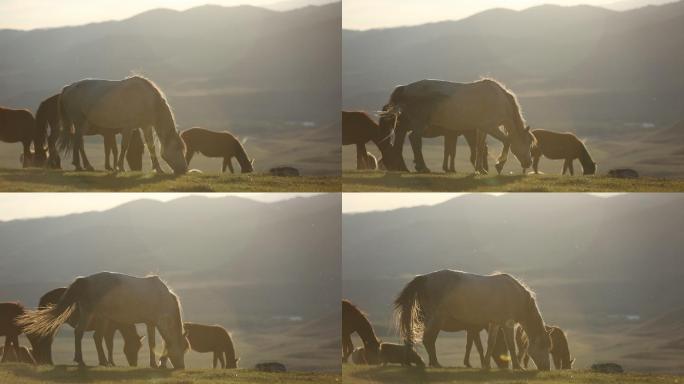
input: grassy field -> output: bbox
[342,170,684,192]
[342,364,682,384]
[0,364,340,384]
[0,168,340,192]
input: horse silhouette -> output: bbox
[342,111,392,170]
[0,302,25,363]
[180,127,254,174]
[342,300,381,364]
[517,325,574,370]
[0,107,37,168]
[530,129,596,175]
[161,322,238,369]
[18,272,188,369]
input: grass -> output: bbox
[0,364,341,384]
[342,170,684,192]
[342,364,682,384]
[0,168,340,192]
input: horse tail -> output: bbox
[393,275,427,345]
[577,140,596,175]
[56,94,74,155]
[16,277,85,337]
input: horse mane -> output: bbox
[479,77,527,133]
[130,76,180,144]
[490,271,545,333]
[577,141,596,174]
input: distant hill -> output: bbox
[0,3,341,173]
[342,1,684,129]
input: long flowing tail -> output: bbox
[393,275,427,345]
[16,278,85,337]
[56,95,74,155]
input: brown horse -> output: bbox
[34,93,145,171]
[517,325,574,370]
[0,107,37,168]
[0,345,36,365]
[180,127,254,173]
[29,287,143,366]
[342,111,393,170]
[530,129,596,175]
[342,300,381,364]
[0,302,25,363]
[379,342,425,367]
[161,322,238,369]
[394,270,552,371]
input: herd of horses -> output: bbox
[343,78,596,176]
[0,76,254,175]
[343,270,574,371]
[0,272,238,369]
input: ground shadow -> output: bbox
[343,171,527,192]
[6,364,173,383]
[0,169,179,191]
[348,365,540,384]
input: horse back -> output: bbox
[532,129,584,159]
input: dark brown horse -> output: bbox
[342,300,381,364]
[161,322,238,369]
[34,94,145,171]
[180,127,254,173]
[29,287,143,366]
[342,111,393,170]
[0,107,36,168]
[517,325,574,370]
[0,302,25,363]
[530,129,596,175]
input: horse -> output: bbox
[378,79,535,174]
[394,270,552,371]
[161,322,238,369]
[29,287,143,366]
[0,302,25,363]
[0,107,37,168]
[379,342,425,367]
[179,127,254,174]
[416,125,489,173]
[530,129,596,175]
[17,272,188,369]
[0,345,36,365]
[34,93,145,171]
[342,111,393,170]
[342,300,381,364]
[57,76,188,174]
[517,325,574,370]
[434,321,509,369]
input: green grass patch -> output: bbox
[343,364,682,384]
[342,171,684,192]
[0,168,340,192]
[0,364,341,383]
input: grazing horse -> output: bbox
[180,127,254,174]
[161,322,238,369]
[35,93,145,170]
[517,325,574,370]
[379,79,535,174]
[394,270,552,371]
[58,76,188,174]
[0,302,25,363]
[342,111,393,170]
[18,272,188,369]
[0,107,37,168]
[417,125,489,173]
[530,129,596,175]
[0,345,37,365]
[29,287,143,366]
[342,300,381,364]
[379,342,425,367]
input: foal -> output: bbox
[161,322,238,368]
[530,129,596,175]
[180,127,254,173]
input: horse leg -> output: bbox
[213,352,218,368]
[117,130,133,172]
[464,329,474,368]
[217,350,225,368]
[146,323,158,368]
[392,125,410,172]
[356,143,367,170]
[562,159,569,175]
[342,333,353,362]
[93,325,108,366]
[77,127,94,171]
[532,154,540,174]
[483,323,500,370]
[443,134,457,173]
[449,135,457,172]
[142,126,164,173]
[409,130,430,173]
[503,325,520,370]
[422,319,442,368]
[569,159,575,176]
[222,157,234,174]
[474,129,488,174]
[104,323,116,366]
[103,133,116,171]
[74,322,87,366]
[473,331,486,368]
[185,150,194,167]
[21,141,32,168]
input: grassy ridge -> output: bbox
[343,364,681,384]
[0,364,341,384]
[342,171,684,192]
[0,168,340,192]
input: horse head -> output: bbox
[509,126,534,169]
[527,327,552,371]
[162,134,188,175]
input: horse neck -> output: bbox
[355,314,380,347]
[154,102,176,145]
[578,144,594,168]
[233,142,250,169]
[520,300,546,341]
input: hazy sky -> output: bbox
[0,0,331,30]
[0,193,319,221]
[343,0,673,30]
[342,193,621,213]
